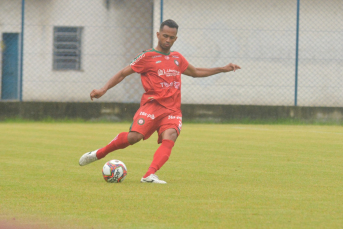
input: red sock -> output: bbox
[96,132,130,159]
[143,139,174,178]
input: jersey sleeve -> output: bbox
[178,53,189,73]
[130,52,147,73]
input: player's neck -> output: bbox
[154,46,170,55]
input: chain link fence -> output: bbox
[0,0,342,107]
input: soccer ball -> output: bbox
[102,160,127,183]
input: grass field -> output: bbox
[0,123,342,228]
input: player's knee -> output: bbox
[128,132,143,144]
[169,132,178,142]
[162,129,178,142]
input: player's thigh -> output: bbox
[157,112,182,143]
[130,103,163,141]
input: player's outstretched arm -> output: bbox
[183,63,241,78]
[90,65,135,101]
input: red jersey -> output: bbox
[130,48,189,111]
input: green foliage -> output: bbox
[0,123,343,228]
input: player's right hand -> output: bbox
[90,89,106,101]
[223,63,241,72]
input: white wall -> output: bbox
[297,0,343,107]
[1,0,342,106]
[24,0,154,102]
[154,0,343,106]
[1,0,152,102]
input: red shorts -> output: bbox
[130,101,182,144]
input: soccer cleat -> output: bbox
[79,149,99,166]
[140,174,167,184]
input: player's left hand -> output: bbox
[223,63,241,72]
[90,88,106,101]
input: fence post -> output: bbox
[19,0,25,101]
[294,0,300,106]
[160,0,164,24]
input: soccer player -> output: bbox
[79,19,241,184]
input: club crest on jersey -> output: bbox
[174,60,179,66]
[137,118,145,125]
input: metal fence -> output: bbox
[0,0,342,107]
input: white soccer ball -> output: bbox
[102,160,127,183]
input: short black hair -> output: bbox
[160,19,179,31]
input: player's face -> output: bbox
[157,26,178,52]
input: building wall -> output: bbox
[0,0,153,102]
[0,0,22,98]
[154,0,343,106]
[1,0,342,106]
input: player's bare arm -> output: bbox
[183,63,241,78]
[90,65,135,101]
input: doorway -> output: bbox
[1,33,19,100]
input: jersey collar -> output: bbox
[153,48,170,56]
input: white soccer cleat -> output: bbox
[79,149,99,166]
[140,174,167,184]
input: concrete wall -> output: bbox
[154,0,343,107]
[1,0,342,107]
[1,102,342,124]
[0,0,152,102]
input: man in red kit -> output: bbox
[79,19,241,184]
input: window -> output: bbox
[53,27,82,70]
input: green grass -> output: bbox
[0,123,343,228]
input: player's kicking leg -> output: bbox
[79,132,141,166]
[79,149,99,166]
